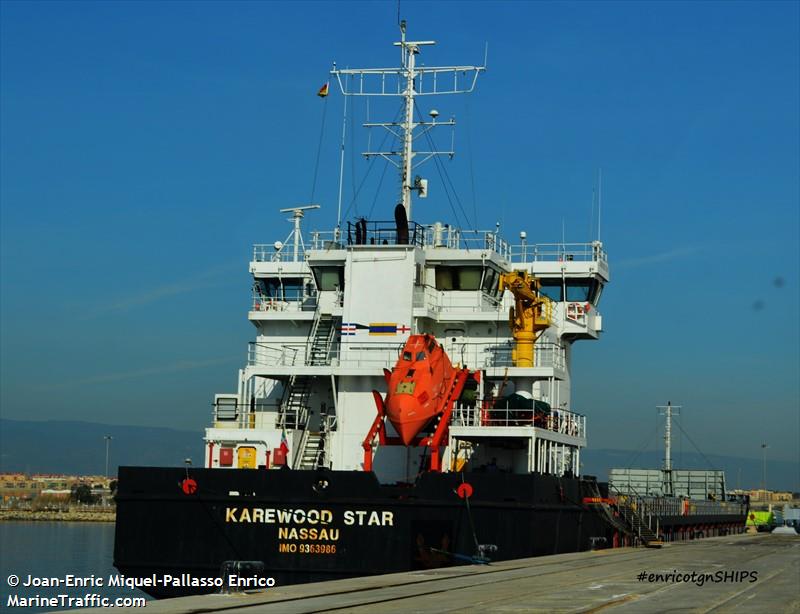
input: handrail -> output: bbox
[305,306,324,363]
[251,295,317,312]
[247,340,567,370]
[293,429,310,469]
[295,226,606,265]
[345,219,426,248]
[451,403,586,438]
[609,483,748,518]
[508,242,607,263]
[608,482,661,543]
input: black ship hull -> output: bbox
[114,467,748,599]
[114,467,619,598]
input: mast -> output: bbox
[331,20,485,221]
[399,20,416,216]
[658,402,681,496]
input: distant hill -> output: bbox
[0,419,202,475]
[0,419,796,491]
[582,448,799,493]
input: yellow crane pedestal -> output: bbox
[498,271,553,367]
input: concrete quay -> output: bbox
[102,533,800,613]
[0,509,115,522]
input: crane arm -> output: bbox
[498,273,540,303]
[498,271,553,367]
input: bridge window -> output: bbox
[435,268,454,290]
[567,279,604,304]
[539,279,562,301]
[482,269,498,294]
[255,278,304,301]
[536,278,604,305]
[435,267,483,291]
[315,267,344,291]
[458,268,481,290]
[565,280,592,302]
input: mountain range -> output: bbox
[0,419,202,476]
[0,419,797,491]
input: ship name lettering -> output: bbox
[343,510,394,526]
[278,526,340,541]
[225,507,334,525]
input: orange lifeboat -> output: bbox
[363,334,476,472]
[385,334,457,445]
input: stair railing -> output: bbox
[320,317,339,365]
[586,481,631,536]
[293,428,310,469]
[305,306,324,363]
[277,375,294,429]
[609,484,660,544]
[277,374,312,430]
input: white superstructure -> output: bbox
[204,23,609,484]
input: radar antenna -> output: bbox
[277,205,321,262]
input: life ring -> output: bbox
[181,478,198,495]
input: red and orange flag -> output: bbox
[317,82,330,98]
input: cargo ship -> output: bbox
[113,23,749,598]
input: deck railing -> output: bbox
[251,295,317,312]
[611,489,749,520]
[412,287,503,313]
[253,223,607,267]
[451,404,586,438]
[247,340,566,371]
[508,242,607,264]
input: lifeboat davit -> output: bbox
[384,334,457,445]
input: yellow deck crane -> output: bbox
[498,271,554,367]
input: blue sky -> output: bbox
[1,2,798,478]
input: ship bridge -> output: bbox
[204,24,609,482]
[208,214,608,480]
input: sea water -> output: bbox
[0,522,148,613]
